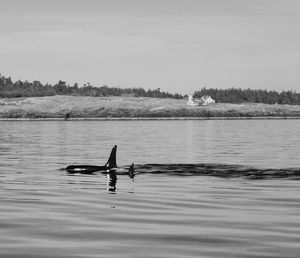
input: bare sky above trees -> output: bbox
[1,0,300,94]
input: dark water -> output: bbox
[1,120,300,258]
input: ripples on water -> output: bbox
[0,120,300,258]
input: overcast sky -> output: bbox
[1,0,300,94]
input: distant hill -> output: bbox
[1,73,299,105]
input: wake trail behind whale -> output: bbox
[131,164,300,180]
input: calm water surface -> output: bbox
[0,120,300,258]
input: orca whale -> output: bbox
[65,145,117,174]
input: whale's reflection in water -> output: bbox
[106,163,135,192]
[106,169,117,192]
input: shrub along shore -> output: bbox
[1,95,300,120]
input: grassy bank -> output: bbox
[1,95,300,119]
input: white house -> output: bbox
[187,95,215,106]
[187,95,197,106]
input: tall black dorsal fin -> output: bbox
[105,145,117,169]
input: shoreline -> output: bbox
[1,116,300,121]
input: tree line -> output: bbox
[1,74,300,104]
[0,74,183,99]
[194,87,300,105]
